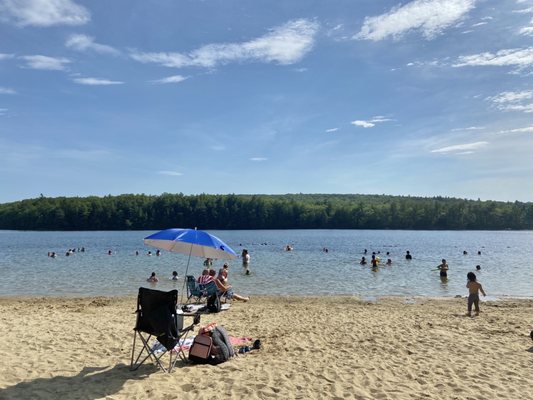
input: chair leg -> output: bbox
[131,330,188,373]
[130,331,168,372]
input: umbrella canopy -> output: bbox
[144,228,237,260]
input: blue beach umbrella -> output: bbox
[144,228,237,260]
[143,228,237,302]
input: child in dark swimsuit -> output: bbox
[466,272,486,317]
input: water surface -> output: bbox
[1,230,531,299]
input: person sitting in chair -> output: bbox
[197,269,214,285]
[214,274,249,302]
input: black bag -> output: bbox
[207,294,221,313]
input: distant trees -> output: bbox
[0,193,531,231]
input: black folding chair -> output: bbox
[130,287,200,372]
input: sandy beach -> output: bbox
[0,295,531,400]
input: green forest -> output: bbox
[0,193,532,231]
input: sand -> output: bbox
[0,295,532,400]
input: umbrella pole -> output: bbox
[180,234,196,304]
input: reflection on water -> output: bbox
[0,229,532,298]
[440,276,449,292]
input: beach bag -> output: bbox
[207,293,221,313]
[188,334,212,363]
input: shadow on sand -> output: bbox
[0,363,151,400]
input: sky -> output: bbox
[1,0,533,204]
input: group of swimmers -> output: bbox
[146,270,178,283]
[47,247,86,258]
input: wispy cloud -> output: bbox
[65,34,119,55]
[453,47,533,72]
[0,53,15,60]
[20,55,71,70]
[431,141,488,153]
[250,157,268,161]
[513,7,533,14]
[487,90,533,113]
[158,170,183,176]
[326,128,338,133]
[406,60,441,67]
[520,27,533,36]
[0,108,7,115]
[131,19,319,68]
[351,116,392,128]
[55,148,111,160]
[72,77,124,85]
[0,87,16,94]
[355,0,475,41]
[451,126,485,131]
[498,126,533,134]
[151,75,188,84]
[0,0,90,27]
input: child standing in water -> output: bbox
[466,272,486,316]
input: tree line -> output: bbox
[0,193,532,231]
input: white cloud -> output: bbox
[0,87,16,94]
[65,34,119,55]
[519,26,533,36]
[498,126,533,134]
[471,21,487,27]
[151,75,188,84]
[351,116,392,128]
[453,47,533,71]
[488,90,533,103]
[451,126,485,131]
[406,60,441,67]
[0,0,90,27]
[355,0,475,41]
[158,170,183,176]
[20,55,70,70]
[487,90,533,113]
[250,157,268,161]
[0,53,15,60]
[326,128,338,133]
[131,19,319,68]
[498,103,533,112]
[352,120,375,128]
[431,141,488,153]
[55,148,111,160]
[72,77,124,85]
[513,7,533,14]
[0,108,7,115]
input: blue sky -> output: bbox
[1,0,533,203]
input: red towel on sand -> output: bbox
[230,336,253,346]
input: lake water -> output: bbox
[1,230,532,299]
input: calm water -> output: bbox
[1,230,532,299]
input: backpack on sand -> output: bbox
[207,294,221,313]
[188,326,234,365]
[188,334,212,363]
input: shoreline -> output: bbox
[0,296,532,399]
[2,293,533,301]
